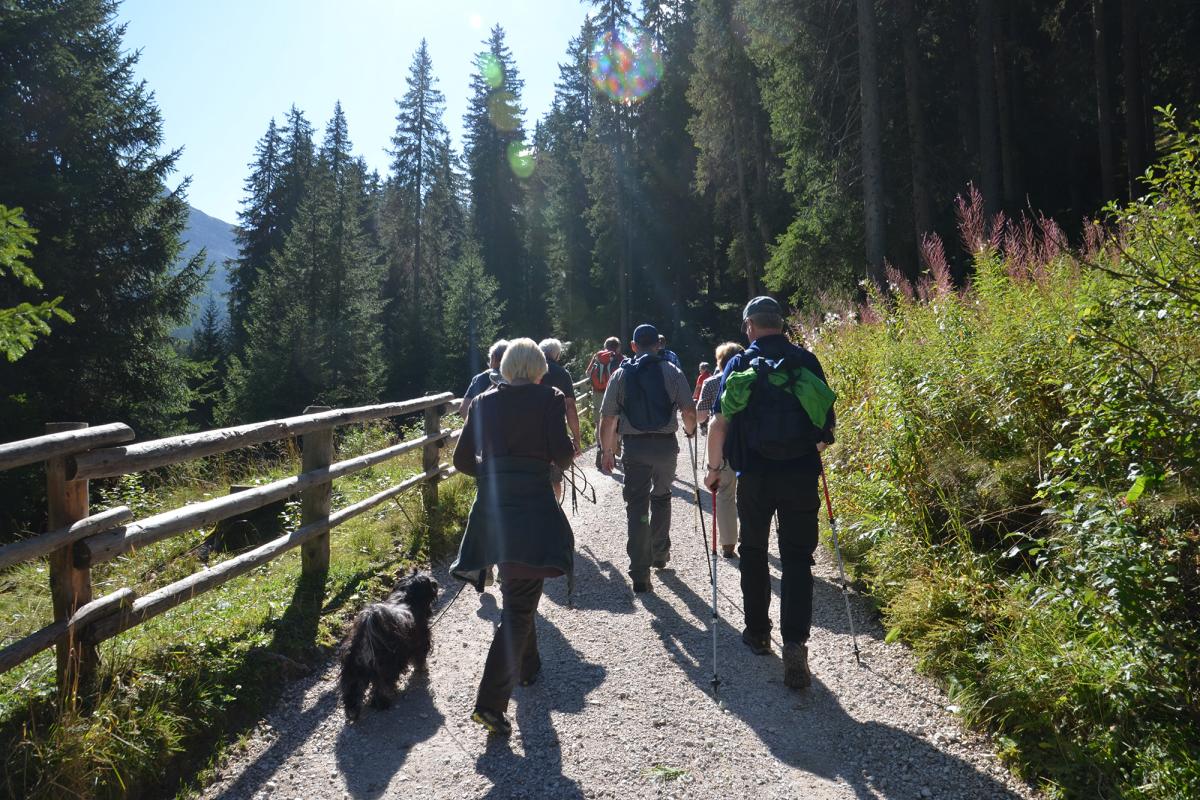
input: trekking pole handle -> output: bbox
[818,456,836,525]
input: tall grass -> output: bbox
[811,112,1200,799]
[0,419,473,799]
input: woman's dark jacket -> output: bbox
[450,382,575,587]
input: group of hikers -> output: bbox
[450,296,837,737]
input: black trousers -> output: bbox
[736,470,820,645]
[476,577,543,714]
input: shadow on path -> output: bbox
[333,677,445,800]
[543,545,637,614]
[213,686,340,800]
[474,616,604,798]
[644,572,1022,800]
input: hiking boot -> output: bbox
[721,544,736,559]
[652,558,669,570]
[471,707,512,736]
[783,642,811,689]
[742,629,771,655]
[632,578,652,593]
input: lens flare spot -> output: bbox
[478,52,503,90]
[468,12,483,29]
[589,25,663,104]
[507,142,536,179]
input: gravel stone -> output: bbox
[202,432,1039,799]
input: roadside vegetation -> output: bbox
[0,420,473,799]
[813,114,1200,799]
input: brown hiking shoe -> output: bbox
[783,642,811,689]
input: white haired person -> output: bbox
[539,337,582,500]
[450,338,576,736]
[459,339,509,418]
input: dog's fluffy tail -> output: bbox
[339,602,415,720]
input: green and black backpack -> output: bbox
[721,355,836,470]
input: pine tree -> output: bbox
[437,241,504,391]
[224,104,384,421]
[0,0,206,437]
[384,40,451,395]
[187,298,228,428]
[228,118,283,348]
[227,108,315,352]
[463,26,532,331]
[542,19,601,338]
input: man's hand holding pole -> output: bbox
[704,414,727,492]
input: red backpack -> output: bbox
[588,349,620,392]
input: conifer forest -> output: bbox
[1,1,1199,798]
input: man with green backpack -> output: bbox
[704,296,836,690]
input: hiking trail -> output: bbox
[202,431,1036,800]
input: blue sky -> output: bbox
[117,0,590,223]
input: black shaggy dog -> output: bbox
[338,571,439,721]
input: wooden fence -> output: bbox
[0,377,594,700]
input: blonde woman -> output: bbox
[696,341,744,558]
[450,338,576,736]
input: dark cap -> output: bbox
[632,323,659,346]
[742,295,783,321]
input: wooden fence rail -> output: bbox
[0,392,454,697]
[0,377,596,700]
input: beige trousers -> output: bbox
[714,461,738,547]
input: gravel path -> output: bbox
[203,432,1036,800]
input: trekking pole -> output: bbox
[709,489,721,701]
[687,433,714,584]
[819,455,862,665]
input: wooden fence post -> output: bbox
[299,407,333,577]
[422,403,443,512]
[45,422,94,700]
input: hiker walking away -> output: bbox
[586,337,623,468]
[696,342,744,558]
[539,338,582,501]
[658,334,682,369]
[449,338,576,736]
[459,339,508,418]
[600,324,697,593]
[693,361,712,402]
[704,297,836,690]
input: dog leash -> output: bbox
[432,582,468,633]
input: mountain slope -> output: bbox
[177,204,237,336]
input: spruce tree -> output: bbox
[228,118,283,349]
[224,104,384,421]
[0,0,206,437]
[437,241,503,391]
[541,20,601,338]
[384,40,451,395]
[227,107,315,352]
[463,26,533,332]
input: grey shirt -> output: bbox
[600,358,696,435]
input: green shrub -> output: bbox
[813,111,1200,799]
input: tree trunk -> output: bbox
[1092,0,1118,201]
[976,0,1001,215]
[731,108,760,298]
[898,0,933,243]
[1121,0,1148,194]
[954,8,978,164]
[615,110,630,337]
[855,0,887,288]
[993,3,1020,209]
